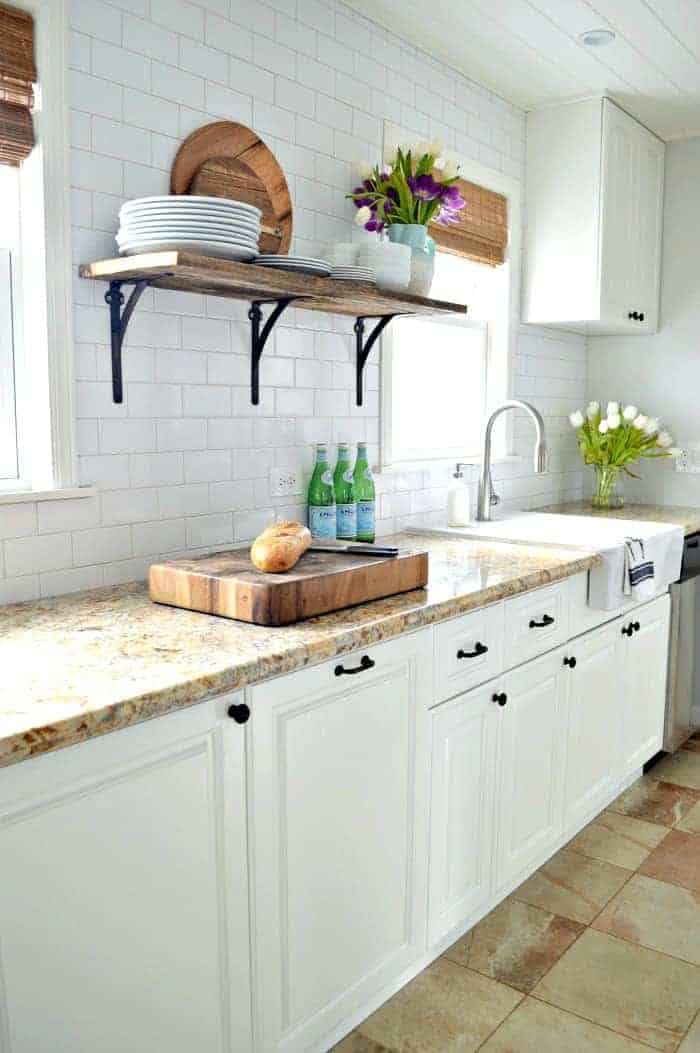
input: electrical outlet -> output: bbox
[675,448,690,473]
[674,447,700,473]
[270,467,304,497]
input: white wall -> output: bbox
[0,0,585,605]
[588,136,700,506]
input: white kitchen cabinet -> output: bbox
[524,96,664,334]
[618,593,671,777]
[428,681,498,945]
[494,649,568,892]
[0,696,252,1053]
[563,622,623,833]
[248,629,433,1053]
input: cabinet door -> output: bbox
[495,649,567,892]
[0,697,252,1053]
[620,594,671,777]
[249,630,432,1053]
[428,682,498,946]
[601,99,664,331]
[563,622,622,834]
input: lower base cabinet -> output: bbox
[248,629,433,1053]
[0,697,252,1053]
[619,593,671,776]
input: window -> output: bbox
[0,0,75,496]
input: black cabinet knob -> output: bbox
[457,642,488,659]
[622,623,634,637]
[228,702,250,724]
[563,656,577,668]
[492,692,507,707]
[633,621,640,632]
[628,310,641,320]
[529,614,554,629]
[639,312,645,322]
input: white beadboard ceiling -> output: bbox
[344,0,700,141]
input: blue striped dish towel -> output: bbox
[623,537,656,599]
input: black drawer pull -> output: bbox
[622,623,634,637]
[457,642,488,659]
[227,703,250,724]
[563,656,577,668]
[633,621,640,632]
[529,614,554,628]
[335,655,375,676]
[492,692,507,707]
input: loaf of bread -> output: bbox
[250,520,312,573]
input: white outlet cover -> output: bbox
[270,467,304,496]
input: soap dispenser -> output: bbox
[447,463,472,527]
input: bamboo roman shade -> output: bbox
[430,178,508,266]
[0,2,36,166]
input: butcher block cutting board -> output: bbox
[149,547,429,626]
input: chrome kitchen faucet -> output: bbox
[476,400,548,521]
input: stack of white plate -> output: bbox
[331,265,376,283]
[357,241,411,293]
[116,196,262,260]
[253,254,331,276]
[325,242,358,267]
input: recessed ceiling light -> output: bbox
[579,28,616,46]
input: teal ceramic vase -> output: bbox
[387,224,435,296]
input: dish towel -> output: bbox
[623,537,656,600]
[588,522,683,610]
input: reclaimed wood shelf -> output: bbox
[79,251,468,405]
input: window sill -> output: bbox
[0,486,97,506]
[376,455,521,474]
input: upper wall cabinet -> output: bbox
[523,97,665,335]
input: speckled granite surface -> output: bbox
[541,502,700,537]
[0,533,599,769]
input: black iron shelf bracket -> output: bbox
[104,278,153,403]
[249,298,294,405]
[354,315,396,406]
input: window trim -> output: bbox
[379,126,522,473]
[2,0,75,496]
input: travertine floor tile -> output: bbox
[650,752,700,791]
[512,847,629,924]
[592,873,700,965]
[681,731,700,755]
[568,811,667,869]
[639,829,700,892]
[678,1011,700,1052]
[443,896,583,993]
[481,996,655,1052]
[354,957,522,1052]
[607,777,700,827]
[533,929,700,1052]
[333,1035,391,1052]
[677,799,700,834]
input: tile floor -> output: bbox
[335,734,700,1053]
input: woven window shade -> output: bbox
[0,2,36,166]
[429,177,508,266]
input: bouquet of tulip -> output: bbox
[568,400,680,507]
[348,141,465,232]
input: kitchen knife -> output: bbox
[308,542,399,557]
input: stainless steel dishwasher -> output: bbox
[664,531,700,751]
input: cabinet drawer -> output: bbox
[433,602,504,704]
[503,582,569,668]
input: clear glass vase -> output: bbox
[592,465,624,508]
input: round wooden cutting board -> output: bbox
[170,120,292,255]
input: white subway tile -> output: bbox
[206,81,253,123]
[182,315,230,351]
[230,0,275,37]
[158,483,210,518]
[184,450,232,483]
[70,30,91,73]
[209,479,255,512]
[78,454,131,491]
[71,72,123,122]
[253,34,296,77]
[0,504,37,540]
[185,512,234,548]
[101,487,159,526]
[207,352,248,386]
[71,0,122,44]
[157,419,208,451]
[132,518,186,556]
[231,448,273,479]
[206,12,254,60]
[317,34,353,74]
[5,533,73,576]
[73,525,133,566]
[296,112,336,152]
[150,0,204,40]
[207,418,254,449]
[71,148,123,194]
[37,497,100,534]
[92,40,151,91]
[39,565,104,598]
[157,348,207,384]
[100,420,156,454]
[180,38,229,84]
[127,383,182,418]
[0,576,40,604]
[152,62,205,108]
[129,452,184,488]
[123,14,178,62]
[124,88,179,136]
[275,76,315,117]
[182,385,232,417]
[234,507,274,541]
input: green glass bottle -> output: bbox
[307,443,336,539]
[333,443,357,540]
[353,441,375,542]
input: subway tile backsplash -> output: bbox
[0,0,585,604]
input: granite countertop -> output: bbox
[0,533,599,770]
[540,502,700,536]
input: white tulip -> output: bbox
[383,145,397,166]
[414,140,430,157]
[606,401,619,417]
[599,420,609,434]
[354,205,372,226]
[607,413,621,430]
[633,414,648,430]
[441,158,459,179]
[356,161,373,181]
[569,410,585,428]
[644,417,660,435]
[669,447,682,458]
[657,431,673,448]
[587,400,600,418]
[429,139,444,157]
[622,405,638,421]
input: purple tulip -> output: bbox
[408,174,442,201]
[440,184,465,210]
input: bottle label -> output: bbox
[357,500,375,538]
[309,505,336,539]
[321,470,333,486]
[337,503,357,540]
[342,468,354,484]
